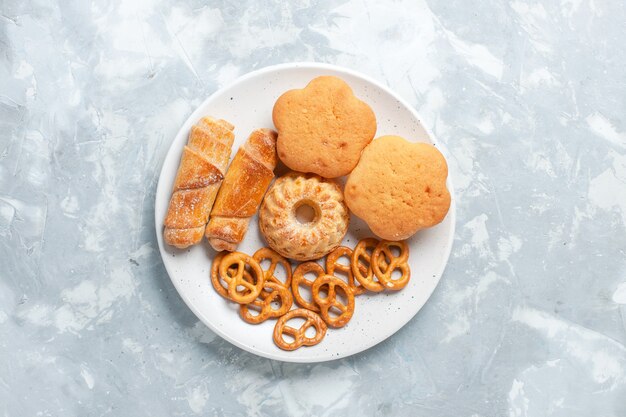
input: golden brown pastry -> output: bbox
[272,76,376,178]
[205,129,278,251]
[164,117,234,248]
[259,172,349,261]
[345,135,450,240]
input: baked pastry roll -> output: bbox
[163,117,234,248]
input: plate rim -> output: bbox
[155,61,456,363]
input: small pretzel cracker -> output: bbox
[372,240,411,290]
[273,308,327,351]
[325,246,366,296]
[239,281,293,324]
[219,252,264,304]
[291,262,325,312]
[312,274,355,328]
[351,238,385,292]
[211,252,243,300]
[211,239,413,353]
[253,247,292,298]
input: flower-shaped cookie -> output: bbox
[345,135,451,240]
[272,76,376,178]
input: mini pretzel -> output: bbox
[239,282,293,324]
[211,251,242,300]
[326,246,366,296]
[219,252,264,304]
[351,238,385,292]
[312,274,355,328]
[291,262,325,312]
[253,247,292,298]
[372,240,411,290]
[273,308,327,351]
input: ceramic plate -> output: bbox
[155,62,455,363]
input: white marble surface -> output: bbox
[1,0,625,415]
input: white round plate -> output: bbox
[155,62,455,363]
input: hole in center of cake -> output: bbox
[295,201,319,224]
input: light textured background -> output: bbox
[1,0,625,416]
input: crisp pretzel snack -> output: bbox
[351,238,385,292]
[326,246,366,295]
[372,240,411,290]
[239,281,293,324]
[211,251,242,300]
[312,274,355,328]
[273,308,327,351]
[253,247,292,298]
[291,262,325,312]
[219,252,264,304]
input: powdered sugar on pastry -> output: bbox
[259,172,349,261]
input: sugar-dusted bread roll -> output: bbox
[345,135,450,240]
[205,128,278,251]
[163,117,234,248]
